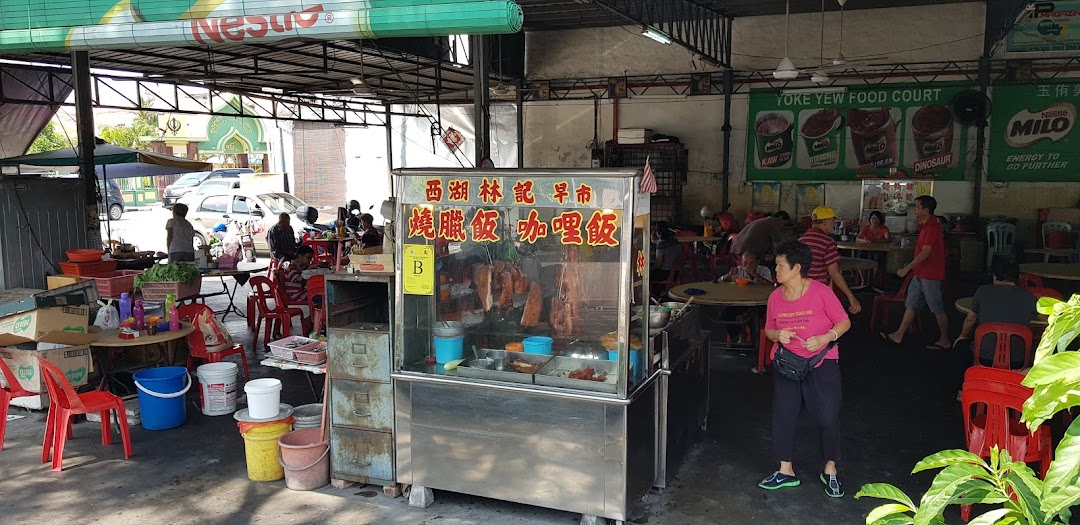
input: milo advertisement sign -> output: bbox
[989,83,1080,181]
[746,83,971,181]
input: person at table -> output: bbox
[280,245,316,303]
[718,250,772,284]
[799,207,862,314]
[759,241,851,498]
[950,258,1037,387]
[856,211,890,243]
[881,196,950,350]
[267,212,299,261]
[165,203,196,262]
[651,227,684,283]
[357,213,383,248]
[731,211,793,260]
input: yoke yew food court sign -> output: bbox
[989,82,1080,182]
[746,83,971,181]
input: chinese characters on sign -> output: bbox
[406,204,621,246]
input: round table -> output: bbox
[668,281,773,306]
[1019,263,1080,281]
[1024,248,1076,263]
[836,241,909,253]
[676,236,727,244]
[91,322,195,393]
[839,257,878,272]
[954,297,1047,326]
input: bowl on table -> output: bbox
[735,277,751,286]
[67,249,103,263]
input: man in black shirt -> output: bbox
[267,213,298,261]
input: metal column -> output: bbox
[721,69,733,210]
[516,79,524,168]
[71,51,98,247]
[471,35,491,166]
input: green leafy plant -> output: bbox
[856,294,1080,524]
[134,262,201,288]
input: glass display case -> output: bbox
[394,169,651,398]
[390,169,659,523]
[860,178,933,233]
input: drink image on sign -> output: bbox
[754,112,794,168]
[910,105,956,174]
[848,107,899,169]
[1005,102,1077,148]
[799,109,842,169]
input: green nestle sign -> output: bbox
[988,82,1080,181]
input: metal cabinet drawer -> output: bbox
[331,379,393,432]
[330,427,394,484]
[328,328,390,382]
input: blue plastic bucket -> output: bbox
[607,349,643,385]
[522,336,553,355]
[432,335,464,364]
[133,366,191,431]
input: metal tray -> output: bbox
[535,356,619,393]
[455,351,552,384]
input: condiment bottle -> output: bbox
[164,293,175,322]
[133,300,145,330]
[168,304,180,332]
[118,292,132,321]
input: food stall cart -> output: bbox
[390,168,692,523]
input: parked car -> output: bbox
[161,168,253,208]
[185,190,314,254]
[97,178,125,220]
[188,179,241,198]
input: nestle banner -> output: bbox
[745,83,971,181]
[988,82,1080,181]
[0,0,524,52]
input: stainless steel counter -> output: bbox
[393,372,658,522]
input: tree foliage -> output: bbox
[27,121,74,154]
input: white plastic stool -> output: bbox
[986,221,1016,271]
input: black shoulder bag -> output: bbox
[772,342,836,381]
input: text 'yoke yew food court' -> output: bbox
[3,1,1080,524]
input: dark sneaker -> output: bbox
[758,471,800,490]
[820,473,844,498]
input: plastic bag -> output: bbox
[94,299,120,329]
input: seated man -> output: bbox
[718,250,773,284]
[280,245,315,304]
[267,212,298,261]
[950,258,1038,390]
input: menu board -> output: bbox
[745,83,971,181]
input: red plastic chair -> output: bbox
[1019,273,1043,289]
[249,276,310,351]
[960,367,1053,521]
[37,357,132,471]
[756,327,773,375]
[1024,287,1062,300]
[0,357,38,451]
[303,239,334,267]
[306,275,327,336]
[179,304,251,380]
[674,230,700,281]
[870,272,922,334]
[651,254,687,298]
[973,323,1033,370]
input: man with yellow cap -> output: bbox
[798,206,861,314]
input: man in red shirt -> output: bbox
[798,206,861,314]
[882,196,950,349]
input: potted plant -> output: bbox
[856,294,1080,524]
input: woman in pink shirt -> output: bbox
[759,241,851,498]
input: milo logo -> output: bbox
[921,138,946,157]
[12,315,32,333]
[811,137,831,152]
[18,365,34,381]
[1006,102,1076,148]
[864,135,888,158]
[66,367,86,383]
[764,138,784,154]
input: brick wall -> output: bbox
[293,122,347,209]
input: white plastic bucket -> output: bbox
[196,362,238,416]
[244,378,283,419]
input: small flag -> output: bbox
[640,156,657,193]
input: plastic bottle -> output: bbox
[168,304,180,332]
[118,293,132,321]
[164,293,175,322]
[133,300,145,331]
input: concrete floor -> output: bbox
[1,275,974,525]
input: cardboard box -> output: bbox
[350,253,394,273]
[0,331,96,393]
[0,305,90,341]
[0,281,98,318]
[47,275,83,290]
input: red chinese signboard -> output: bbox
[407,206,436,240]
